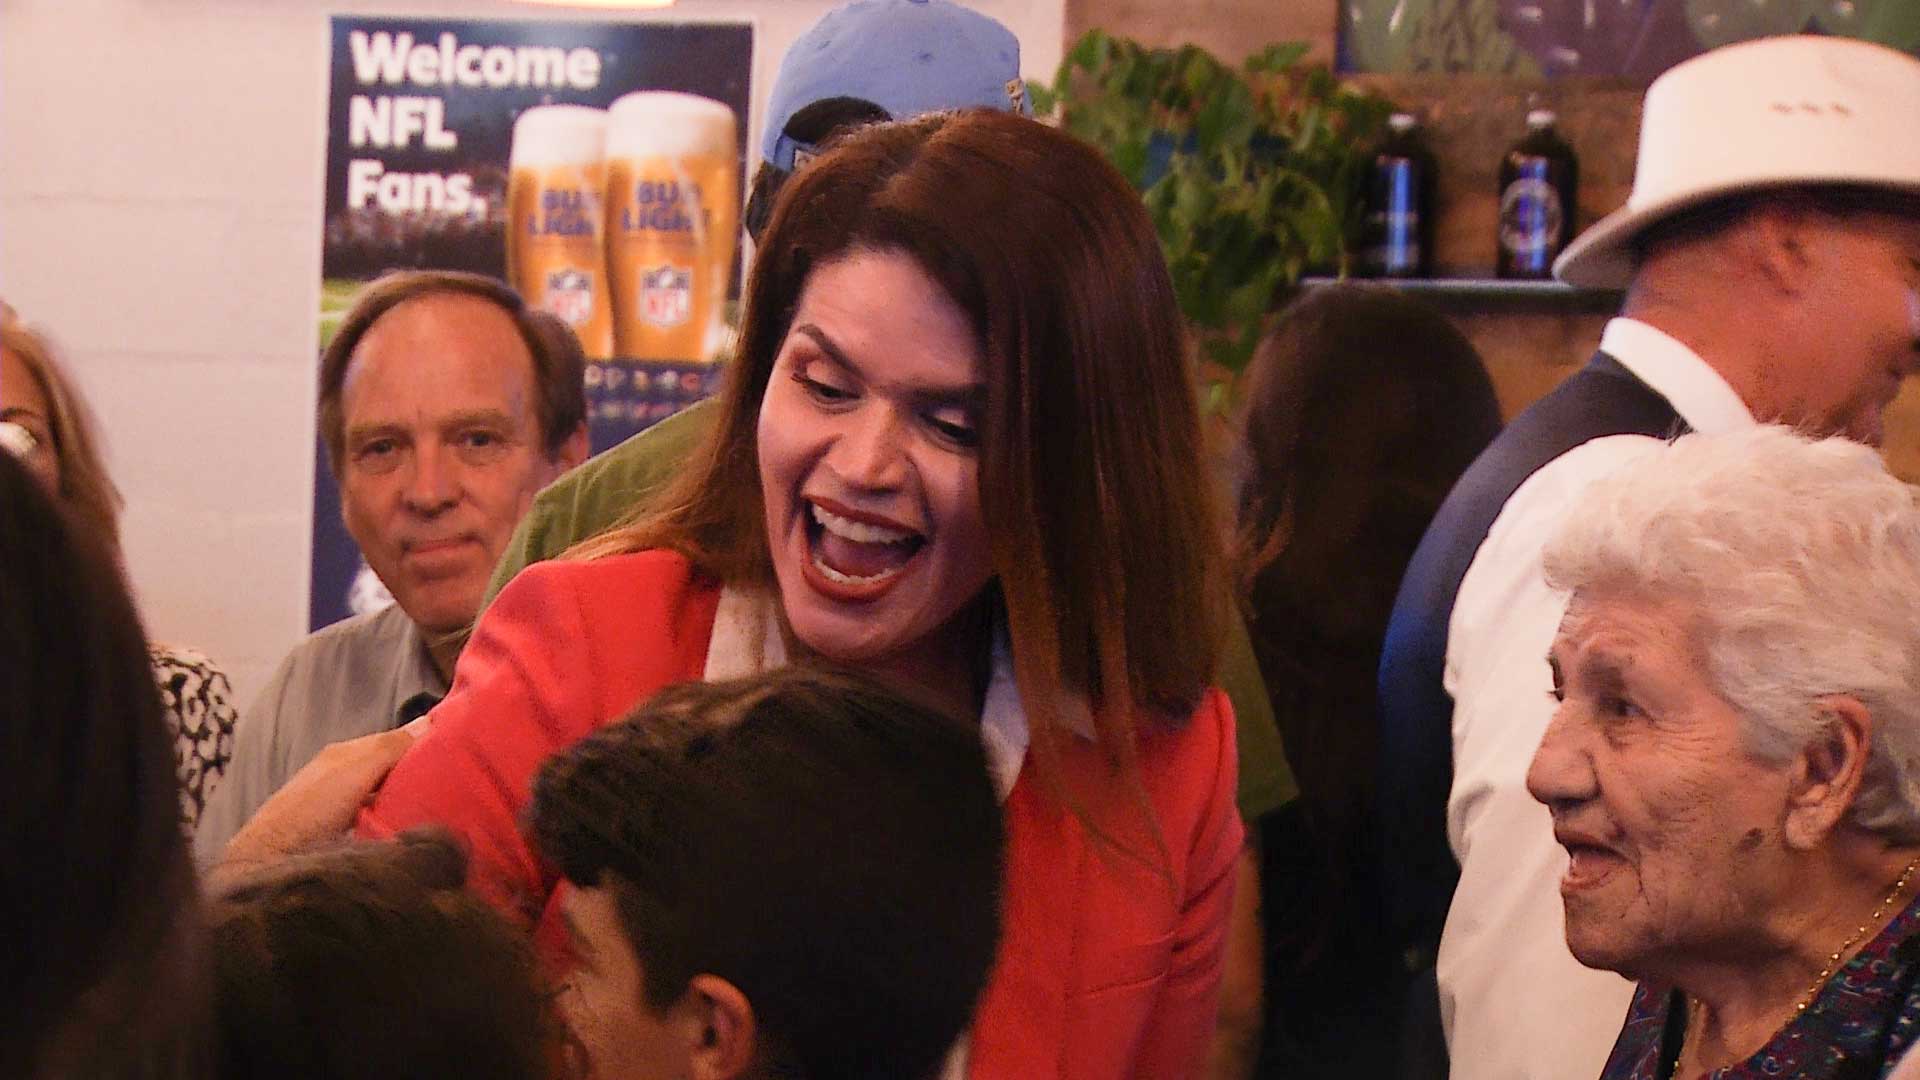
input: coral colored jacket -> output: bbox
[359,550,1243,1079]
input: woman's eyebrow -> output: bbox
[792,323,983,406]
[792,324,858,377]
[909,384,986,411]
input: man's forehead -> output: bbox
[355,290,526,354]
[343,295,535,406]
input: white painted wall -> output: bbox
[0,0,1064,704]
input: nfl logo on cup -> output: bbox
[639,264,693,329]
[545,267,596,328]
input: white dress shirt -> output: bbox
[1438,318,1754,1079]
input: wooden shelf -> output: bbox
[1296,275,1625,316]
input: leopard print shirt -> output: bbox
[150,645,238,831]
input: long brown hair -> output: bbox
[0,312,124,548]
[576,110,1228,785]
[1233,283,1500,967]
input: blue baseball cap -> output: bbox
[760,0,1028,175]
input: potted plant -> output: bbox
[1034,31,1396,394]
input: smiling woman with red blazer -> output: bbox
[355,110,1242,1079]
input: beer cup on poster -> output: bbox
[605,91,740,362]
[507,105,615,358]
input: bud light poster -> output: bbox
[311,16,750,631]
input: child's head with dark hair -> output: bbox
[206,830,557,1080]
[528,665,1005,1080]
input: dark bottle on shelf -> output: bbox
[1496,109,1578,279]
[1362,112,1436,278]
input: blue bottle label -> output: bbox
[1499,175,1564,259]
[1368,157,1423,274]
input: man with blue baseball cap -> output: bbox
[744,0,1029,240]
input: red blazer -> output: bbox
[359,550,1243,1079]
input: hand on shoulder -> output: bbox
[208,725,418,890]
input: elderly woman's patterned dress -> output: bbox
[1600,891,1920,1079]
[150,644,238,832]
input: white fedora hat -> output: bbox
[1555,35,1920,289]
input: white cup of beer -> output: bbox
[508,105,616,359]
[604,91,740,362]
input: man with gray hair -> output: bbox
[1378,34,1920,1079]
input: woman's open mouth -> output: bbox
[1559,839,1627,891]
[802,500,926,598]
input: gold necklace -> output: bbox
[1670,855,1920,1079]
[1795,855,1920,1015]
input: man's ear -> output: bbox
[553,422,590,475]
[1747,202,1819,297]
[684,974,757,1080]
[1784,695,1875,850]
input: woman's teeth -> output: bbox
[811,503,917,545]
[807,502,923,585]
[812,553,903,586]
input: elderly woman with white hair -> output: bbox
[1526,424,1920,1080]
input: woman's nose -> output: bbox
[828,404,910,490]
[1526,701,1598,809]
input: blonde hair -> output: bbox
[0,310,122,547]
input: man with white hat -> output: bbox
[1377,34,1920,1080]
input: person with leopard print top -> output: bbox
[4,307,237,831]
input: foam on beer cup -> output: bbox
[507,105,617,357]
[605,91,737,171]
[510,104,608,170]
[604,92,741,361]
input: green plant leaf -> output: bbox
[1066,27,1110,76]
[1047,32,1397,374]
[1029,81,1058,116]
[1112,135,1152,188]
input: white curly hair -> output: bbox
[1543,424,1920,841]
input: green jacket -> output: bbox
[486,400,1296,820]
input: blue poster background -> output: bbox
[310,16,751,631]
